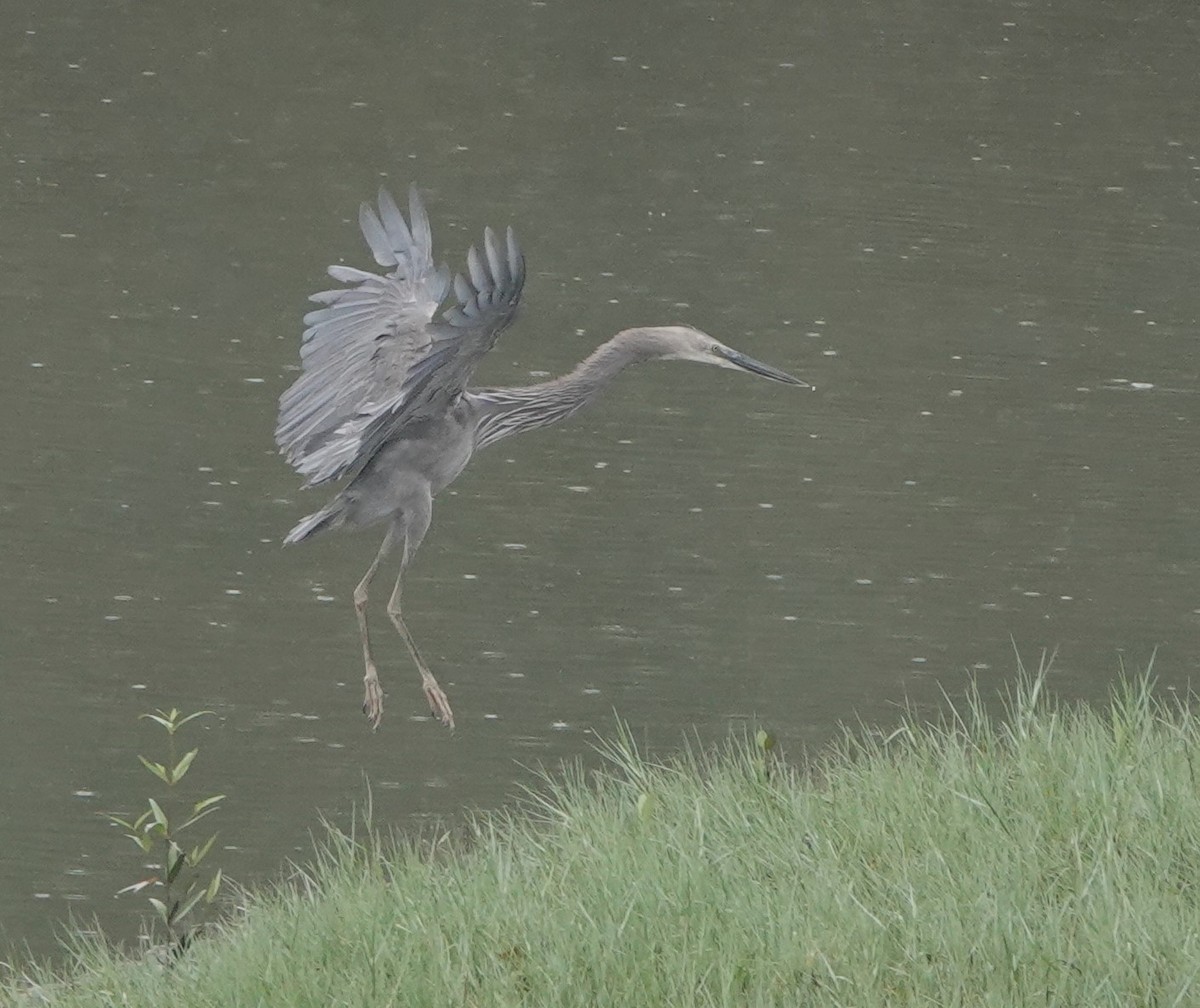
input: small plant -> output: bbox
[753,728,777,783]
[103,708,226,953]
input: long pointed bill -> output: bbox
[716,346,811,388]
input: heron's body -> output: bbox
[287,404,475,541]
[276,185,808,729]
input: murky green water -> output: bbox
[3,0,1197,958]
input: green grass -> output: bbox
[7,665,1200,1006]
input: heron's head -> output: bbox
[633,325,810,387]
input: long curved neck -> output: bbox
[470,329,660,450]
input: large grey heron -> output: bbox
[276,185,808,730]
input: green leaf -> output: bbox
[148,897,169,923]
[178,803,224,832]
[147,798,169,830]
[192,794,225,815]
[175,887,208,924]
[142,823,167,841]
[140,713,174,731]
[204,868,224,903]
[166,842,186,884]
[174,710,216,730]
[137,755,170,784]
[170,748,199,783]
[190,833,218,865]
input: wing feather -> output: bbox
[276,186,526,489]
[484,227,506,288]
[358,202,398,267]
[341,224,526,473]
[375,188,413,250]
[275,185,448,486]
[467,243,489,292]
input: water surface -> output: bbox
[2,0,1197,957]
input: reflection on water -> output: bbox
[3,0,1199,961]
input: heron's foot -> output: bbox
[421,671,455,730]
[362,666,384,731]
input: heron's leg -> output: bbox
[386,565,454,730]
[354,526,395,730]
[384,485,455,729]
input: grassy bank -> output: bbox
[6,669,1200,1006]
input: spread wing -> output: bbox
[275,186,448,485]
[348,223,525,471]
[275,185,524,487]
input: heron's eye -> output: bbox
[710,344,722,355]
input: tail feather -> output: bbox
[284,498,347,544]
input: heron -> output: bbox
[276,184,808,730]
